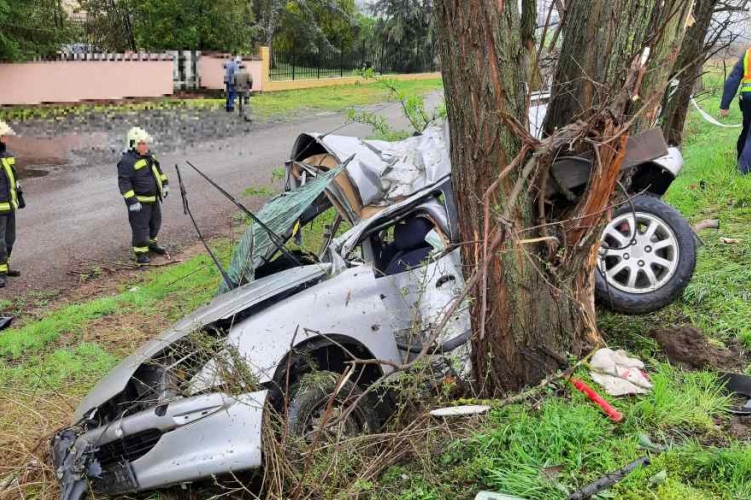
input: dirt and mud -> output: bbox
[648,325,749,372]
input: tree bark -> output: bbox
[544,0,692,136]
[662,0,720,145]
[434,0,587,394]
[434,0,690,395]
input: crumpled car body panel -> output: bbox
[53,391,267,499]
[74,264,332,423]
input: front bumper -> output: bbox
[52,390,267,500]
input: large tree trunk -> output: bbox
[435,0,691,394]
[544,0,692,136]
[662,0,720,145]
[434,0,587,394]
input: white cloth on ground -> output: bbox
[589,348,652,396]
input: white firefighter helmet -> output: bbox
[234,55,242,64]
[126,126,152,150]
[0,121,17,137]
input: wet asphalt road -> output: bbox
[3,101,420,297]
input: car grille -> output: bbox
[95,428,163,467]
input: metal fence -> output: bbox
[270,40,439,81]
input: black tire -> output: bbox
[595,195,696,314]
[287,371,380,442]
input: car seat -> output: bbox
[383,216,435,276]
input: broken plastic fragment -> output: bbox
[429,405,491,417]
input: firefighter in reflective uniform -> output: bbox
[720,47,751,173]
[117,127,169,264]
[0,121,24,288]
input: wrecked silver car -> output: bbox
[51,123,695,498]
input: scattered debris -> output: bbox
[720,237,741,244]
[568,456,650,500]
[569,377,624,423]
[0,316,13,331]
[589,348,652,396]
[692,219,719,232]
[637,433,667,453]
[649,470,668,486]
[719,372,751,416]
[429,405,491,418]
[475,492,528,500]
[649,326,744,371]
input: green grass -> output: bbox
[252,78,443,119]
[374,366,744,500]
[0,78,443,123]
[0,247,228,393]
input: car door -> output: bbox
[376,247,471,370]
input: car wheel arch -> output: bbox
[268,335,384,405]
[629,162,675,197]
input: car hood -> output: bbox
[74,264,331,422]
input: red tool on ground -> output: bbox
[569,377,624,423]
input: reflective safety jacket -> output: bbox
[117,149,169,206]
[721,49,751,110]
[743,48,751,93]
[0,151,20,214]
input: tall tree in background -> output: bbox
[372,0,436,72]
[272,0,357,54]
[255,0,357,53]
[434,0,692,393]
[0,0,72,61]
[128,0,256,52]
[79,0,255,52]
[78,0,135,51]
[661,0,750,145]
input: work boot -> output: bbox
[6,269,20,277]
[149,244,167,255]
[136,253,150,265]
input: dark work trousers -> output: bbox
[128,202,162,255]
[0,213,16,274]
[238,91,251,121]
[226,83,236,111]
[737,93,751,159]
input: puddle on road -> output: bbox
[19,167,51,179]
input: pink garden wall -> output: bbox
[0,59,174,105]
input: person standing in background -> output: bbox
[720,47,751,174]
[224,55,241,112]
[234,63,253,122]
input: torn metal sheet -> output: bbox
[291,124,451,215]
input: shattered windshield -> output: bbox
[219,166,343,294]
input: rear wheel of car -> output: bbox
[287,371,380,443]
[595,194,696,314]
